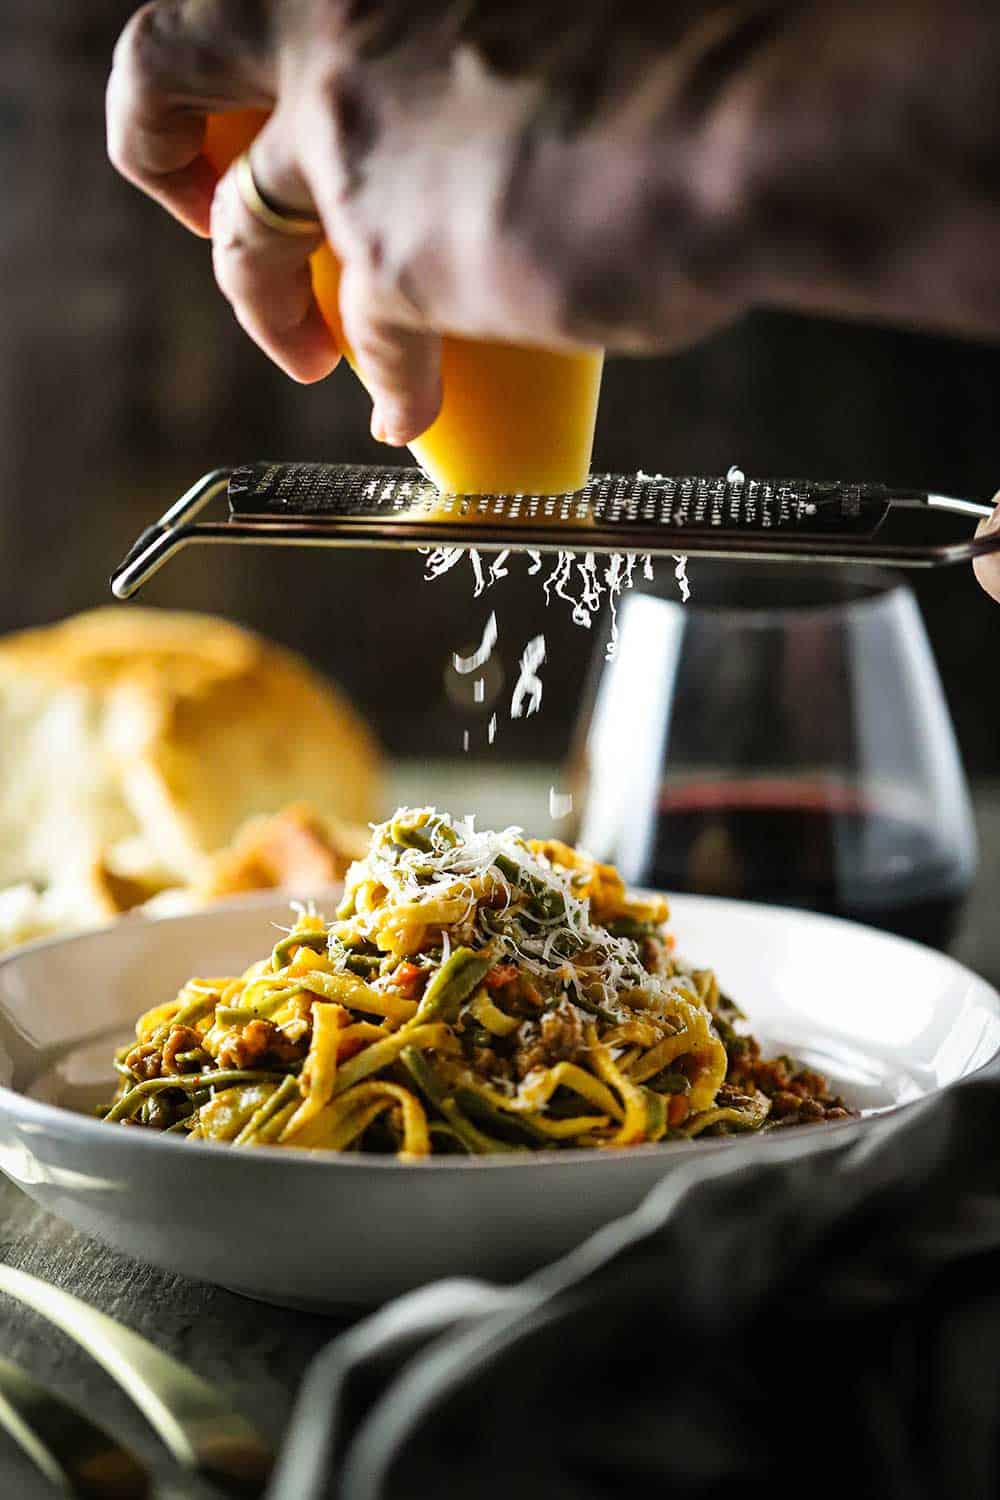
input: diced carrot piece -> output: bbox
[394,962,422,988]
[484,962,519,992]
[668,1094,690,1127]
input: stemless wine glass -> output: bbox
[573,566,977,948]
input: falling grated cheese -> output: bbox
[426,536,660,657]
[510,635,546,719]
[426,464,710,716]
[549,788,574,820]
[488,551,511,586]
[423,546,465,579]
[544,550,577,611]
[453,612,498,674]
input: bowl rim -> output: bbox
[0,891,996,1174]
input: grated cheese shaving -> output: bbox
[453,612,498,674]
[423,546,465,579]
[488,551,511,586]
[510,635,546,719]
[549,787,574,820]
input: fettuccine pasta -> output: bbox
[104,808,853,1156]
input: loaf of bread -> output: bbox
[0,608,380,896]
[0,804,371,952]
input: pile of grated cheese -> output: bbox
[332,808,687,1020]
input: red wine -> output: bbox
[646,781,973,948]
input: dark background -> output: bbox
[4,2,999,770]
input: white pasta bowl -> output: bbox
[0,893,997,1309]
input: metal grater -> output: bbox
[111,462,999,599]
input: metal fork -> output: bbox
[0,1264,274,1494]
[0,1352,150,1498]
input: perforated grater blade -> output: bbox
[110,462,999,599]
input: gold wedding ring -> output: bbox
[234,151,323,238]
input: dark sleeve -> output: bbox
[495,0,1000,347]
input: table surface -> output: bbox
[3,769,1000,1499]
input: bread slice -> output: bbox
[0,608,380,890]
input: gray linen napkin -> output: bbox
[266,1063,1000,1500]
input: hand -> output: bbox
[105,0,746,444]
[108,1,1000,450]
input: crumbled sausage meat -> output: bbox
[162,1025,207,1074]
[217,1018,306,1070]
[726,1033,855,1123]
[514,1000,586,1080]
[124,1042,162,1081]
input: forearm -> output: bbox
[502,0,1000,347]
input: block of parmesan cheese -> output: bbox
[204,112,603,497]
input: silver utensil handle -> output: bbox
[0,1352,150,1498]
[0,1264,273,1492]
